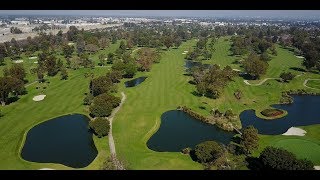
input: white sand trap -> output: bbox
[104,58,108,60]
[13,60,23,63]
[39,168,54,170]
[68,42,75,46]
[33,95,46,102]
[182,52,187,54]
[314,166,320,170]
[34,61,38,64]
[232,69,241,72]
[296,56,305,59]
[29,56,37,60]
[282,127,306,136]
[184,51,188,53]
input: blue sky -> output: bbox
[0,10,319,19]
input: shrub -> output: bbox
[280,72,294,82]
[194,141,224,163]
[181,147,191,154]
[83,93,94,105]
[89,117,110,138]
[234,89,242,100]
[261,109,284,117]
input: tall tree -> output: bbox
[240,126,259,154]
[0,76,25,106]
[62,44,74,58]
[243,53,268,79]
[4,64,26,81]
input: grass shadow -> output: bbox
[191,91,202,97]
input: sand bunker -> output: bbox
[182,52,187,54]
[29,57,37,60]
[104,58,108,60]
[184,51,188,53]
[33,95,46,102]
[39,168,54,170]
[314,166,320,170]
[296,56,305,59]
[282,127,306,136]
[34,61,38,64]
[68,42,75,46]
[232,69,241,72]
[13,60,23,63]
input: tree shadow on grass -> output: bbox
[191,91,202,97]
[290,67,306,72]
[189,150,198,162]
[188,80,196,85]
[245,156,263,170]
[6,96,20,105]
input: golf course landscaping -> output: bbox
[1,36,320,170]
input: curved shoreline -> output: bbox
[303,79,320,90]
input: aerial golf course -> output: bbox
[0,37,320,170]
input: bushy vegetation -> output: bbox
[280,72,295,82]
[240,126,259,155]
[89,93,121,117]
[191,65,237,99]
[261,109,284,117]
[89,117,110,138]
[259,146,314,170]
[194,141,224,163]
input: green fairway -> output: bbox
[256,125,320,165]
[273,139,320,164]
[1,36,320,169]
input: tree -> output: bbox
[85,44,99,53]
[243,53,268,79]
[0,76,25,106]
[76,35,85,54]
[79,53,93,68]
[60,67,68,80]
[280,72,295,82]
[62,44,74,58]
[163,36,173,49]
[106,70,122,83]
[5,64,26,81]
[83,93,94,105]
[90,75,114,96]
[98,37,110,49]
[66,26,79,41]
[124,62,138,78]
[240,126,259,154]
[45,55,58,76]
[89,93,121,117]
[260,52,271,61]
[107,53,115,64]
[89,117,110,138]
[98,54,106,66]
[0,44,7,65]
[194,141,224,163]
[259,146,314,170]
[196,82,206,96]
[70,56,81,70]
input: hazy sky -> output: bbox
[0,10,319,19]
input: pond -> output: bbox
[185,60,211,69]
[240,95,320,135]
[147,110,235,152]
[124,76,147,87]
[21,114,97,168]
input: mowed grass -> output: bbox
[113,37,320,169]
[306,80,320,89]
[255,125,320,165]
[0,65,110,169]
[113,40,204,170]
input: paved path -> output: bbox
[108,92,126,170]
[243,78,281,86]
[303,79,320,90]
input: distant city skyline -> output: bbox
[0,10,320,19]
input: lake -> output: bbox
[240,95,320,135]
[147,110,235,152]
[21,114,97,168]
[125,76,147,87]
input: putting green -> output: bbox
[272,139,320,165]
